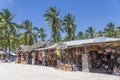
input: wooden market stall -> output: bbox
[64,37,120,73]
[17,37,120,74]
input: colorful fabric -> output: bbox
[50,49,53,52]
[56,49,61,55]
[76,48,79,55]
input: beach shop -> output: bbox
[17,37,120,75]
[62,37,120,74]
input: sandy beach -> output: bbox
[0,63,119,80]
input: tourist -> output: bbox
[112,66,118,75]
[57,58,60,68]
[42,57,46,66]
[27,53,32,64]
[111,53,114,67]
[72,62,78,71]
[35,52,38,65]
[117,55,120,66]
[23,52,26,63]
[26,53,28,64]
[18,53,21,63]
[31,51,35,65]
[38,52,42,64]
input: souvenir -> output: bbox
[56,49,61,56]
[112,49,116,53]
[98,50,102,54]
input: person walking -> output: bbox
[117,56,120,66]
[26,53,29,64]
[18,53,21,63]
[35,53,38,65]
[57,58,61,68]
[42,57,46,66]
[112,66,118,75]
[31,51,35,65]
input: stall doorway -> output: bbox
[89,50,108,73]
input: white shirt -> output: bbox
[42,51,45,57]
[32,52,35,58]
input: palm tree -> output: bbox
[77,31,84,40]
[10,34,20,50]
[0,9,18,59]
[56,32,62,42]
[63,13,77,41]
[34,27,47,41]
[20,20,37,45]
[104,23,116,37]
[86,26,95,38]
[115,26,120,38]
[95,31,103,37]
[0,30,8,50]
[44,7,62,42]
[84,33,89,39]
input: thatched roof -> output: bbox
[19,45,30,50]
[27,41,54,50]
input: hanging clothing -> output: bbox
[50,49,53,53]
[35,54,38,61]
[42,51,45,57]
[62,49,65,54]
[18,54,21,63]
[56,49,61,56]
[38,53,41,59]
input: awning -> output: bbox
[94,37,120,43]
[64,37,120,47]
[64,38,94,47]
[34,37,120,50]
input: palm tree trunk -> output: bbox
[52,19,57,42]
[8,32,10,60]
[5,44,7,52]
[52,26,56,42]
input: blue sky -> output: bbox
[0,0,120,39]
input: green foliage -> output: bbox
[34,27,47,41]
[86,26,95,38]
[63,13,77,41]
[95,31,103,37]
[0,9,18,51]
[104,23,116,37]
[77,31,84,40]
[20,20,37,45]
[44,7,62,42]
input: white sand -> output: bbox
[0,63,119,80]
